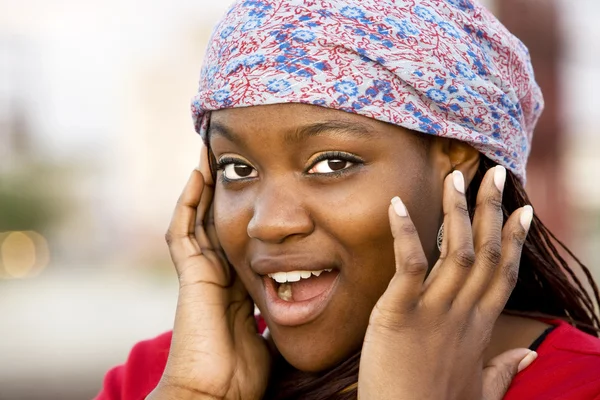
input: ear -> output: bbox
[444,139,480,187]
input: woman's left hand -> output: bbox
[358,166,536,400]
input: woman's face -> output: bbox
[209,103,445,372]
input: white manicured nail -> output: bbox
[520,205,533,231]
[391,196,407,217]
[494,166,506,192]
[517,351,538,373]
[452,170,465,194]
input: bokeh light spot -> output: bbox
[0,231,50,278]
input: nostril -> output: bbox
[247,205,314,243]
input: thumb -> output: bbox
[482,348,538,400]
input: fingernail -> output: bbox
[391,196,408,217]
[520,205,533,231]
[494,166,506,192]
[195,166,202,172]
[517,351,538,373]
[452,170,465,194]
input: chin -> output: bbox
[268,322,361,373]
[276,341,343,372]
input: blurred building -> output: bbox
[498,0,565,233]
[0,36,36,172]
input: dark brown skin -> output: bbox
[210,103,441,372]
[148,103,548,400]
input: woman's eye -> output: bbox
[308,159,353,174]
[222,163,258,180]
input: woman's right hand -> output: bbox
[147,145,271,400]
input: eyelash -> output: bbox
[215,156,252,183]
[215,151,364,183]
[306,151,363,178]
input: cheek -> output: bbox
[311,167,439,304]
[291,176,395,314]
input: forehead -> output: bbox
[210,103,372,128]
[208,103,420,143]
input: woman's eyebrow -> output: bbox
[208,122,237,142]
[208,120,375,144]
[285,120,375,143]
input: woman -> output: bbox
[97,0,600,399]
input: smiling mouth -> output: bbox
[270,269,339,302]
[262,269,341,326]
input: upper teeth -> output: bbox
[268,269,332,283]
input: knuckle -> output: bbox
[401,252,429,276]
[482,372,511,400]
[455,320,471,341]
[398,222,419,237]
[483,368,514,400]
[164,230,175,245]
[502,263,520,289]
[164,230,187,246]
[369,303,413,331]
[478,241,503,267]
[454,200,470,217]
[175,195,186,208]
[451,248,476,269]
[477,194,503,212]
[497,367,515,388]
[509,230,527,248]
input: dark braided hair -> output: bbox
[263,156,600,400]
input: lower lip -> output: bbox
[262,272,340,327]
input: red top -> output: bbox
[95,320,600,400]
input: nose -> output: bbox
[247,181,314,244]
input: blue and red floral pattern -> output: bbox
[191,0,544,183]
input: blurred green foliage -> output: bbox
[0,164,66,232]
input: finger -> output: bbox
[199,141,214,186]
[197,144,231,277]
[482,348,537,400]
[425,170,475,302]
[194,170,230,279]
[165,169,204,268]
[205,200,230,274]
[458,166,505,303]
[480,206,533,315]
[195,175,215,252]
[195,143,215,246]
[195,143,230,276]
[381,196,429,308]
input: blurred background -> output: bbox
[0,0,599,398]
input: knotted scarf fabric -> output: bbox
[191,0,544,183]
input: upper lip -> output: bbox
[251,255,338,276]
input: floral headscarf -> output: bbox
[191,0,544,183]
